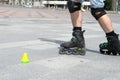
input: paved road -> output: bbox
[0,6,120,80]
[0,6,69,18]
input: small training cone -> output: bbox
[21,52,29,64]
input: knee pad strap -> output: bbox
[91,8,107,20]
[67,0,81,13]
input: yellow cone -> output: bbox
[21,52,29,64]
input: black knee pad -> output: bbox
[67,0,81,13]
[91,8,107,20]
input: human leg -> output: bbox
[59,0,86,55]
[67,0,83,27]
[90,0,120,55]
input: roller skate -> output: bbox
[59,30,86,55]
[99,34,120,55]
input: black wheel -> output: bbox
[100,49,105,54]
[59,47,65,54]
[118,52,120,55]
[112,51,117,55]
[66,50,72,55]
[106,51,111,55]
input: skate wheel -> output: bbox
[100,49,111,55]
[59,47,72,55]
[118,52,120,55]
[59,47,65,54]
[80,48,86,55]
[59,50,64,54]
[106,51,111,55]
[100,49,105,54]
[63,49,71,55]
[112,51,117,55]
[119,53,120,55]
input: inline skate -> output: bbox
[99,34,120,55]
[59,30,86,55]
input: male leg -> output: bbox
[59,0,86,55]
[90,0,120,55]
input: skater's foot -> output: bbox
[99,34,120,56]
[59,30,86,55]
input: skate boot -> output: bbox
[99,34,120,55]
[59,30,86,55]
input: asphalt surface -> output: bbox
[0,6,120,80]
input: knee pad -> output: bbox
[67,0,81,13]
[91,8,107,20]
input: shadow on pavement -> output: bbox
[38,37,64,45]
[38,37,100,54]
